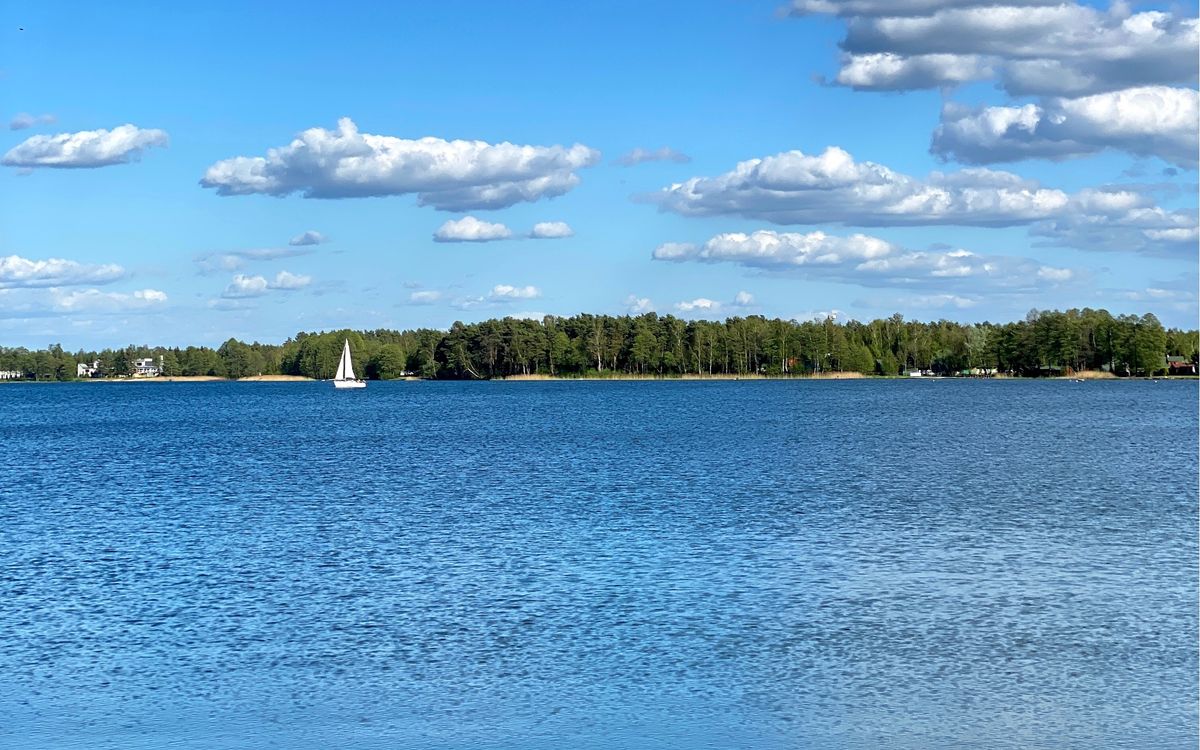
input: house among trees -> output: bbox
[0,369,23,380]
[132,356,163,377]
[77,360,100,378]
[1166,356,1198,376]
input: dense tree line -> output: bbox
[1,308,1196,381]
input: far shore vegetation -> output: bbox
[1,308,1196,382]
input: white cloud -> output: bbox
[195,247,312,274]
[791,308,844,322]
[1143,227,1200,244]
[408,290,443,305]
[1032,192,1198,256]
[207,299,252,311]
[1108,275,1199,318]
[789,0,1056,17]
[804,3,1199,96]
[675,298,721,314]
[433,216,513,243]
[0,255,126,288]
[652,146,1193,253]
[200,117,600,210]
[51,288,167,313]
[894,293,980,309]
[135,289,167,302]
[649,242,698,260]
[288,230,327,246]
[529,221,574,239]
[614,147,692,166]
[672,291,762,317]
[653,229,1076,292]
[2,124,168,168]
[835,52,994,89]
[932,87,1199,168]
[270,270,311,290]
[790,3,1200,168]
[9,112,56,131]
[652,146,1070,225]
[222,274,269,298]
[1117,285,1196,306]
[489,284,541,300]
[221,270,310,298]
[1035,266,1073,282]
[624,295,655,314]
[450,295,487,310]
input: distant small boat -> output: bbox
[333,339,366,389]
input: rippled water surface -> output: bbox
[1,380,1196,749]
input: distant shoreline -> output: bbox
[78,374,315,383]
[2,373,1195,384]
[497,372,1199,382]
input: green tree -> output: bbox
[218,338,258,379]
[369,344,410,380]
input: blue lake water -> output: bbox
[0,380,1196,749]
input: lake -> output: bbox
[1,380,1196,749]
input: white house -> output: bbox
[132,356,163,377]
[0,370,23,380]
[77,360,100,378]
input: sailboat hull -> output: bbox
[333,379,366,389]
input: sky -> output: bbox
[1,0,1197,349]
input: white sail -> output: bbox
[332,338,365,387]
[335,339,355,381]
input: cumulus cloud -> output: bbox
[433,216,513,243]
[200,118,600,210]
[653,229,1076,292]
[529,221,574,239]
[1115,282,1197,314]
[408,290,443,305]
[2,124,168,168]
[51,288,167,313]
[799,2,1199,96]
[834,52,994,89]
[788,0,1056,17]
[222,274,270,299]
[270,270,311,290]
[221,271,311,298]
[791,308,844,322]
[450,295,487,311]
[195,247,313,274]
[489,284,541,300]
[288,230,327,246]
[624,295,655,314]
[652,146,1071,225]
[675,298,722,314]
[673,291,762,317]
[0,255,126,288]
[614,147,692,166]
[1031,198,1199,256]
[894,293,980,309]
[932,87,1199,168]
[651,146,1193,253]
[9,112,56,131]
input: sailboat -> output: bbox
[333,339,366,389]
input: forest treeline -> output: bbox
[2,308,1196,381]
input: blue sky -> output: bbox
[2,0,1197,348]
